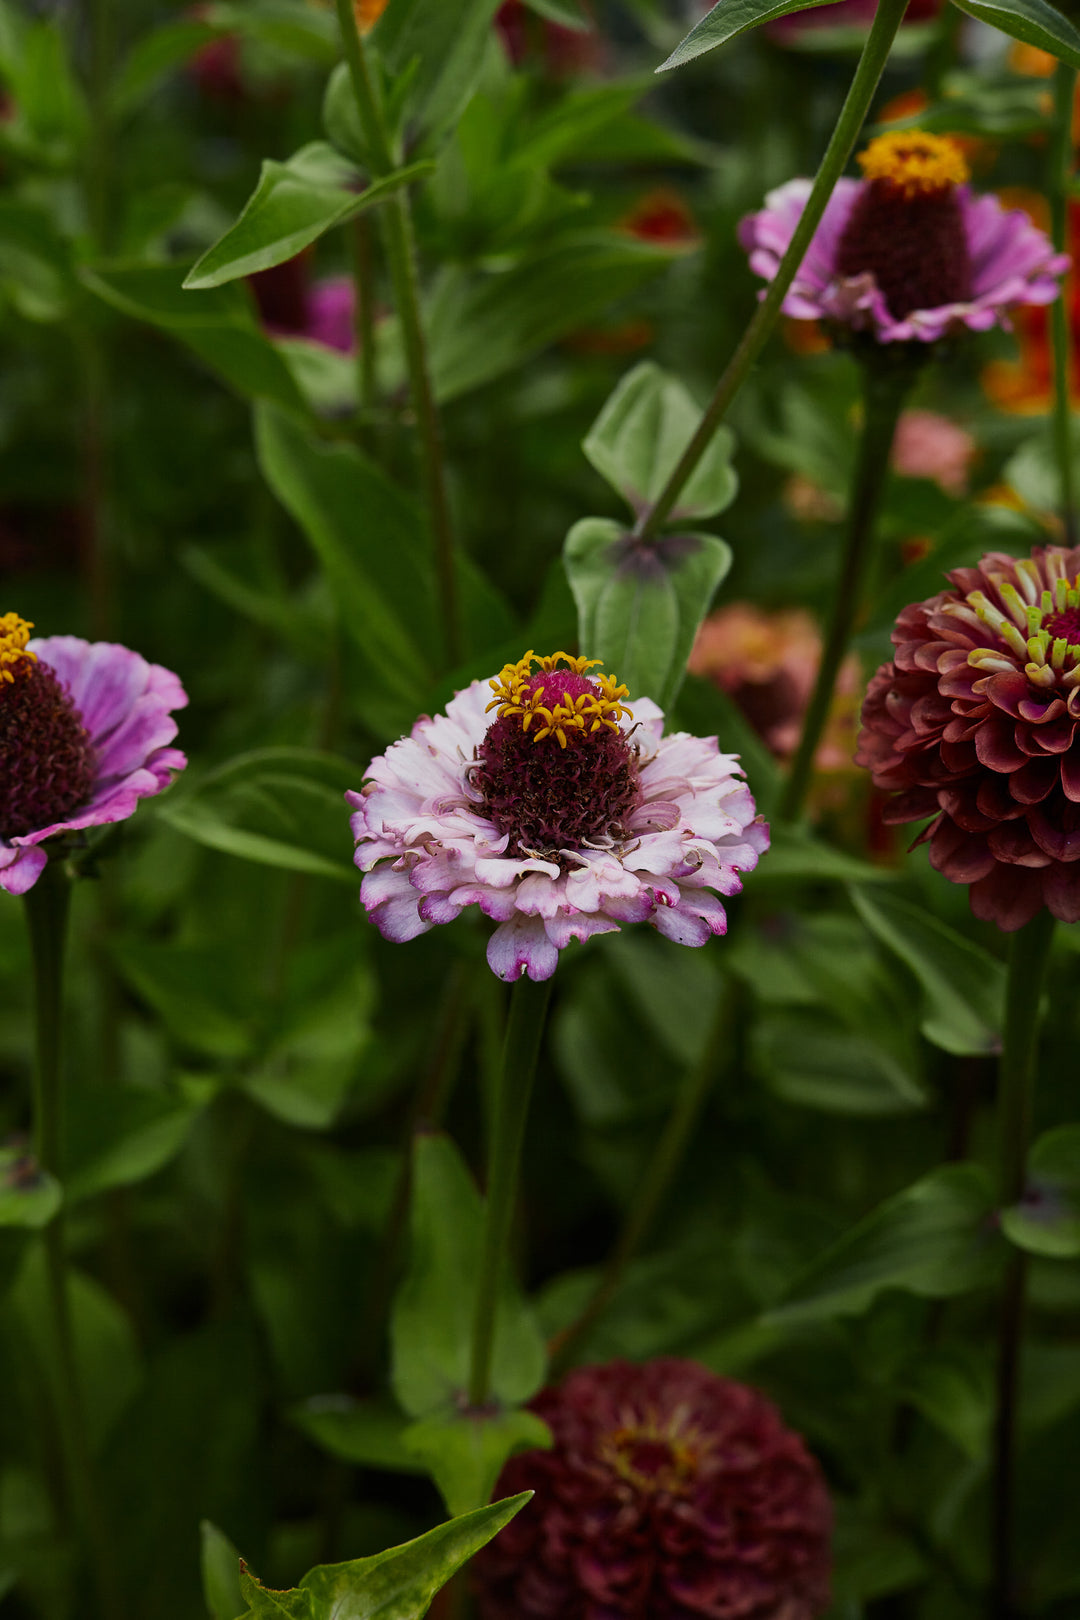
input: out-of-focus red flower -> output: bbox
[472,1358,832,1620]
[495,0,605,76]
[248,258,361,353]
[983,195,1079,414]
[188,30,245,101]
[857,543,1080,930]
[620,190,702,249]
[691,602,861,773]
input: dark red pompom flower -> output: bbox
[471,1358,832,1620]
[857,544,1080,930]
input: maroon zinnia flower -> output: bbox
[857,545,1080,929]
[471,1358,832,1620]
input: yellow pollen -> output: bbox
[0,613,37,685]
[856,131,970,198]
[485,650,633,747]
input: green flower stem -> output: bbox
[24,860,124,1620]
[779,351,917,823]
[1049,62,1076,546]
[334,0,462,667]
[548,984,731,1374]
[468,975,553,1410]
[633,0,909,545]
[992,908,1055,1619]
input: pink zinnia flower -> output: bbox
[348,651,768,982]
[740,131,1067,344]
[304,275,356,354]
[0,615,187,896]
[471,1358,833,1620]
[856,545,1080,930]
[890,409,976,497]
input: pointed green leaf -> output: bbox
[238,1495,532,1620]
[1002,1125,1080,1258]
[64,1083,210,1203]
[156,800,357,885]
[81,264,304,413]
[402,1408,551,1516]
[657,0,845,70]
[184,146,434,290]
[850,887,1005,1057]
[564,517,732,708]
[766,1164,1001,1326]
[290,1396,426,1474]
[948,0,1080,70]
[373,0,504,148]
[201,1520,246,1620]
[109,19,219,119]
[584,362,737,522]
[391,1134,547,1420]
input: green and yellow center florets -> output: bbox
[951,562,1080,690]
[475,651,640,861]
[0,612,96,840]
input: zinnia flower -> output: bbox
[0,615,187,896]
[983,197,1080,415]
[348,651,767,982]
[856,545,1080,929]
[740,131,1068,344]
[689,603,861,771]
[470,1358,833,1620]
[890,409,976,497]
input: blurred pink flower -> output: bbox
[690,603,861,772]
[249,262,358,353]
[349,651,768,982]
[1,616,187,896]
[472,1358,833,1620]
[891,409,976,496]
[740,131,1067,344]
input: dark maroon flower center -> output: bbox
[834,181,972,321]
[473,669,640,860]
[1045,605,1080,643]
[0,658,96,840]
[604,1428,698,1496]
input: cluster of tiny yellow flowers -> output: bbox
[947,563,1080,689]
[0,614,36,686]
[486,651,633,748]
[857,131,970,198]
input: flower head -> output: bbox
[856,546,1080,929]
[471,1358,833,1620]
[740,131,1068,344]
[689,603,861,772]
[0,618,187,896]
[348,652,768,982]
[890,409,976,497]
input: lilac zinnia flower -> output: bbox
[740,131,1068,344]
[349,651,768,982]
[304,275,356,354]
[0,615,187,896]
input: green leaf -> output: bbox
[0,1148,61,1230]
[948,0,1080,69]
[206,0,338,62]
[583,362,737,523]
[564,517,732,709]
[423,235,673,402]
[109,19,219,119]
[0,199,73,322]
[753,1014,928,1116]
[657,0,845,70]
[157,800,357,886]
[201,1520,246,1620]
[373,0,504,149]
[63,1082,211,1204]
[238,1494,532,1620]
[253,403,434,713]
[1002,1125,1080,1258]
[850,887,1005,1057]
[81,264,305,413]
[184,146,433,290]
[391,1134,547,1420]
[766,1164,1001,1326]
[290,1396,427,1474]
[895,1346,992,1461]
[754,826,897,886]
[402,1408,551,1518]
[521,0,591,26]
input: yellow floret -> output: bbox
[857,131,970,198]
[0,613,36,685]
[485,650,633,746]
